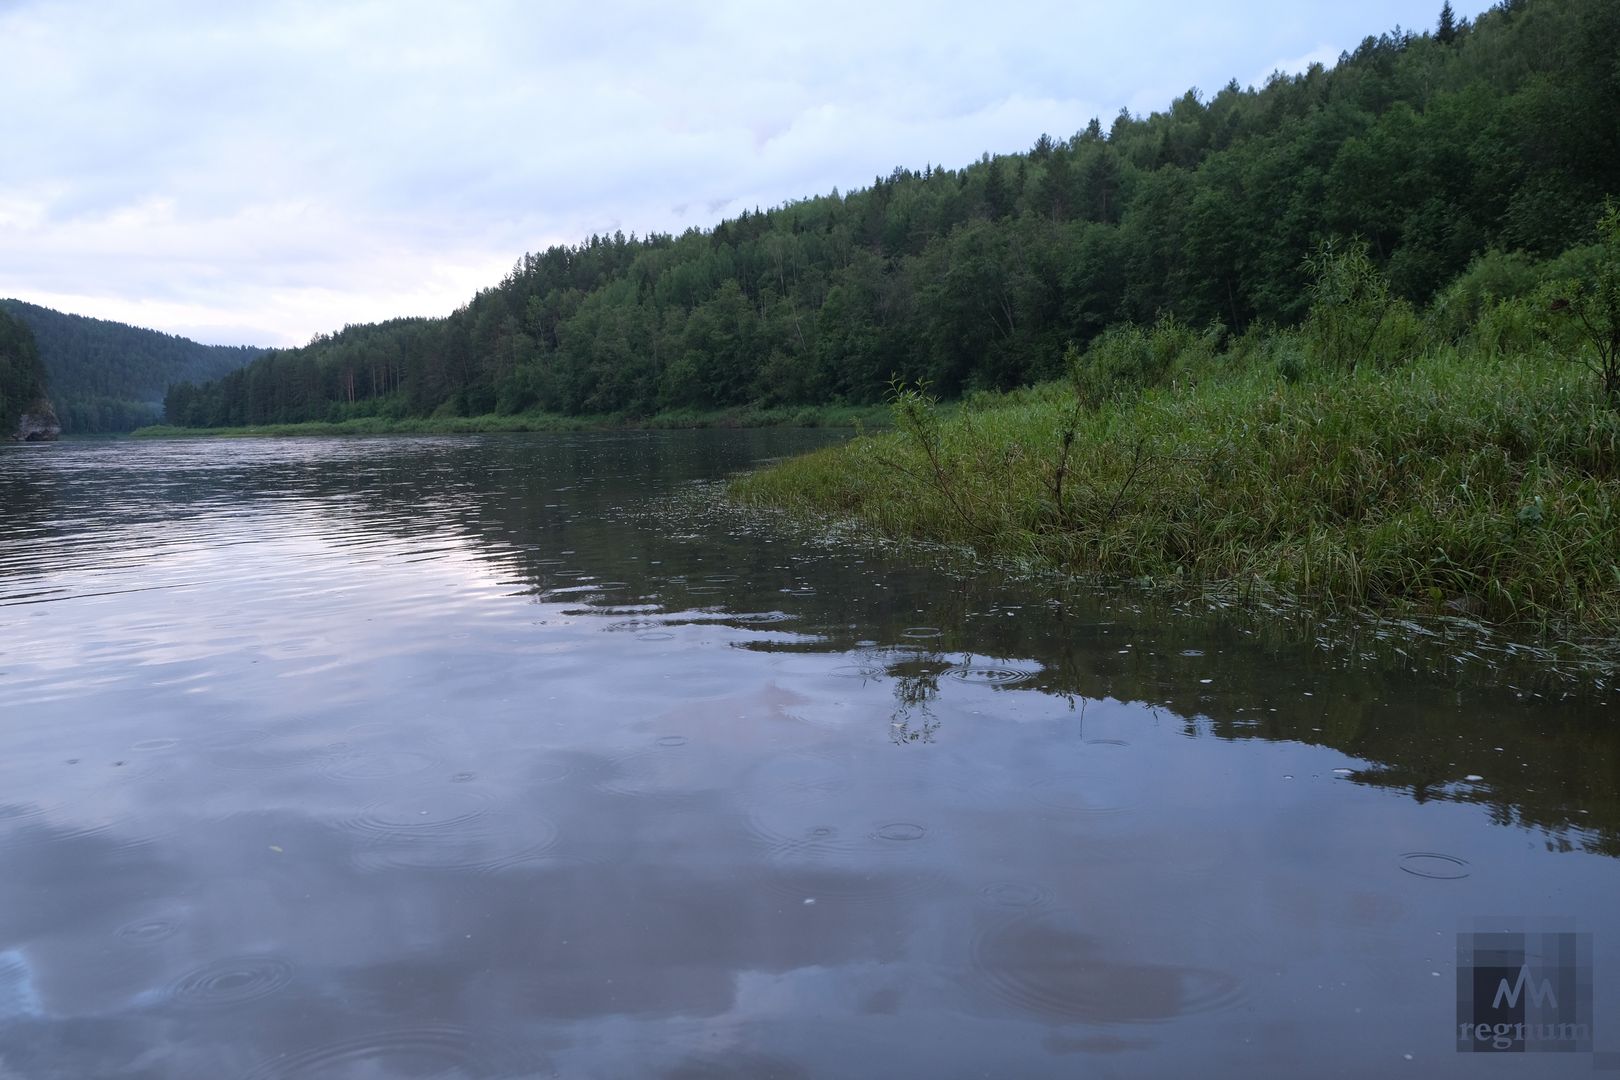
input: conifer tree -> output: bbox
[1437,2,1458,44]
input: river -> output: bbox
[1,431,1616,1078]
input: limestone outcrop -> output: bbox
[12,399,60,441]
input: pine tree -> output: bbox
[1437,2,1458,44]
[982,158,1011,220]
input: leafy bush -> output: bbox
[1430,250,1545,341]
[1070,316,1222,406]
[1545,202,1620,408]
[1301,240,1426,372]
[1470,295,1548,358]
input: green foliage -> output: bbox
[0,307,50,435]
[1430,244,1606,343]
[167,0,1619,431]
[1437,2,1460,44]
[1544,201,1620,407]
[1470,295,1549,358]
[1431,250,1546,340]
[1070,315,1221,406]
[1301,241,1425,372]
[735,318,1620,631]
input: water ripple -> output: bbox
[1398,852,1471,879]
[969,909,1245,1023]
[946,663,1040,687]
[240,1025,529,1079]
[164,956,295,1010]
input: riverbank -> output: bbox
[132,402,890,438]
[732,343,1620,632]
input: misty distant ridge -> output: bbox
[0,299,266,434]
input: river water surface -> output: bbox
[1,432,1617,1078]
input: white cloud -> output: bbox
[1252,45,1347,89]
[0,0,1493,346]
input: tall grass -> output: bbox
[733,313,1620,630]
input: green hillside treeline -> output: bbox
[163,0,1617,429]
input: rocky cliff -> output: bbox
[13,399,61,441]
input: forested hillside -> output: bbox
[165,0,1619,429]
[0,300,264,433]
[0,307,51,437]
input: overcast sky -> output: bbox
[1,0,1491,347]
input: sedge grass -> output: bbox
[731,344,1620,631]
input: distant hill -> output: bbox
[0,299,266,433]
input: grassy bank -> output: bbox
[133,402,889,439]
[732,345,1620,630]
[735,225,1620,631]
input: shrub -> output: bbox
[1070,315,1222,407]
[1430,249,1544,341]
[1302,240,1426,372]
[1544,201,1620,409]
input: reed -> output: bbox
[733,336,1620,631]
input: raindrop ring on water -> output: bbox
[166,956,295,1009]
[1398,852,1471,879]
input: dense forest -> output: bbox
[0,307,51,437]
[0,300,264,433]
[164,0,1619,429]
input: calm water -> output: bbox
[1,431,1616,1078]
